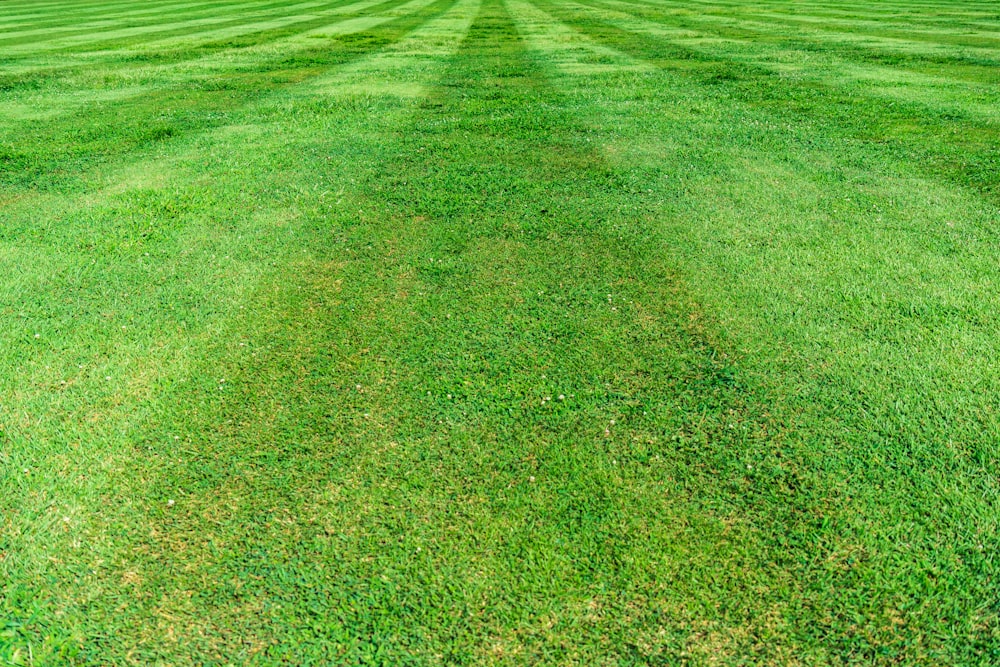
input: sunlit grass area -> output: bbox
[1,0,999,663]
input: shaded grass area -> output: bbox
[1,0,1000,664]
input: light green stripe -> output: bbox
[558,0,1000,122]
[1,0,336,54]
[0,0,310,41]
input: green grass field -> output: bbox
[2,0,999,663]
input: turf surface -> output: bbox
[1,0,999,663]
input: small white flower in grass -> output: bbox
[558,395,565,401]
[106,376,112,381]
[529,476,535,483]
[34,334,40,339]
[167,499,175,507]
[63,517,70,523]
[610,419,616,426]
[447,394,452,399]
[356,384,362,390]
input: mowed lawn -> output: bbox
[1,0,999,663]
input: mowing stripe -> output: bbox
[509,1,1000,658]
[536,0,1000,205]
[0,0,326,43]
[0,0,438,134]
[3,0,999,663]
[0,1,499,659]
[601,0,1000,72]
[738,9,1000,47]
[0,0,243,33]
[130,0,429,51]
[21,0,793,660]
[0,0,467,455]
[0,0,404,76]
[0,0,226,26]
[505,0,651,76]
[0,0,452,194]
[579,0,1000,121]
[305,0,479,96]
[0,0,359,54]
